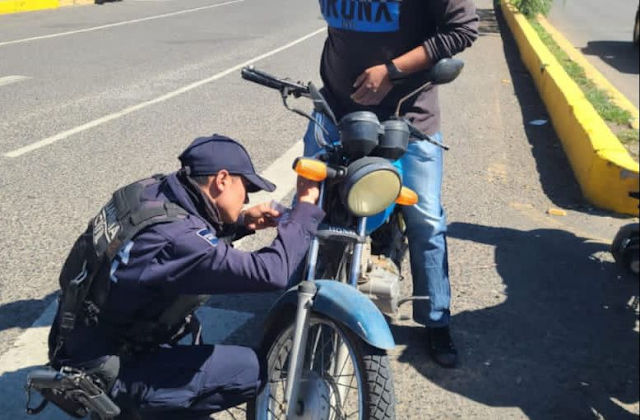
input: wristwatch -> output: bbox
[385,61,406,85]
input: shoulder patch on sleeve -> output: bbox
[196,229,219,247]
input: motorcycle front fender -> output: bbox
[265,280,395,351]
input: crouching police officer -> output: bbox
[37,134,323,419]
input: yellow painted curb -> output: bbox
[537,15,640,130]
[59,0,93,6]
[0,0,91,15]
[0,0,58,15]
[501,0,639,216]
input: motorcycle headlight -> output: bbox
[341,157,402,217]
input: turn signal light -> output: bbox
[395,187,418,206]
[293,158,328,182]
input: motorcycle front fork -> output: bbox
[284,182,326,415]
[284,281,316,418]
[284,185,365,416]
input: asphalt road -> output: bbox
[0,0,638,419]
[549,0,640,108]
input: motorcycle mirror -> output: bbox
[394,58,465,118]
[426,58,464,85]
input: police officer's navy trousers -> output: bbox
[110,344,262,419]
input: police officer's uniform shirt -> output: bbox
[67,173,323,361]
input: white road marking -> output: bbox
[0,75,30,87]
[3,27,325,158]
[0,140,301,378]
[0,0,245,48]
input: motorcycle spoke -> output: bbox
[328,403,359,420]
[259,317,366,420]
[267,394,286,418]
[345,408,360,418]
[308,324,323,371]
[326,369,357,415]
[323,376,358,389]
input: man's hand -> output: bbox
[296,176,320,205]
[351,64,393,106]
[241,203,280,230]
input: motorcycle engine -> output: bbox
[358,242,401,315]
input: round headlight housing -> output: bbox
[341,157,402,217]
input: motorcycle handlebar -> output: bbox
[241,67,285,91]
[241,66,309,96]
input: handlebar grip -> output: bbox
[241,67,285,91]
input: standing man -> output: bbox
[307,0,479,367]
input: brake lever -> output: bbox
[281,94,332,139]
[405,120,450,150]
[423,134,450,151]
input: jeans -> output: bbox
[303,113,451,327]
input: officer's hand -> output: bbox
[351,64,393,106]
[242,203,280,230]
[296,176,320,205]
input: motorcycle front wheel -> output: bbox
[248,314,395,420]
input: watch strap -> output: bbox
[385,61,405,84]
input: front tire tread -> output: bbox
[363,353,395,420]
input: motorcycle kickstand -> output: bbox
[284,281,317,418]
[394,295,430,321]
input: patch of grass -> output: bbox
[618,129,640,146]
[530,19,639,155]
[512,0,553,17]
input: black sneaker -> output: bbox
[427,326,458,368]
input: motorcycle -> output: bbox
[241,58,464,420]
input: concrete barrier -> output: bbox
[501,0,639,216]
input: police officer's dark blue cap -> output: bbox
[179,134,276,193]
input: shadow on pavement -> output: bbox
[477,7,500,37]
[0,365,52,419]
[582,41,640,75]
[0,292,57,334]
[390,6,639,418]
[394,222,639,419]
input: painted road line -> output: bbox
[0,75,30,87]
[0,0,244,48]
[0,139,301,379]
[3,28,325,158]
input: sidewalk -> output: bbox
[548,0,639,109]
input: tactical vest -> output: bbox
[49,176,209,364]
